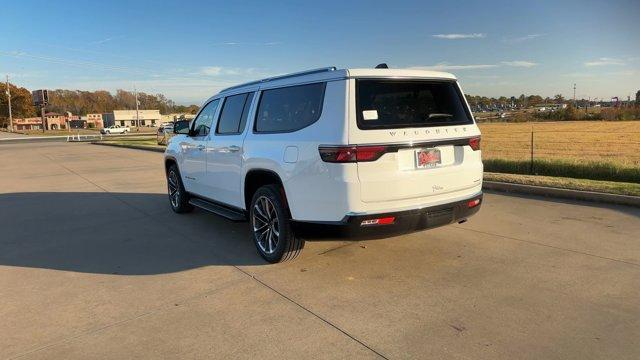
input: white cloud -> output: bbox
[501,61,538,67]
[564,69,638,77]
[584,57,626,67]
[89,35,125,45]
[212,41,283,46]
[504,34,544,43]
[199,66,261,77]
[410,60,539,72]
[410,63,496,71]
[432,33,486,40]
[200,66,223,76]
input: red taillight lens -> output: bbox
[319,145,388,163]
[356,146,387,162]
[469,137,481,151]
[468,199,481,208]
[319,146,357,163]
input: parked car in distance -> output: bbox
[100,125,130,134]
[164,66,483,263]
[157,122,174,145]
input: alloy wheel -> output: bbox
[168,170,180,208]
[252,196,279,254]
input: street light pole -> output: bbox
[5,75,12,132]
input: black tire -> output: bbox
[250,185,304,263]
[167,164,193,213]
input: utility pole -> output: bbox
[134,86,139,128]
[40,105,46,133]
[573,83,576,107]
[5,75,12,132]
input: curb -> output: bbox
[483,181,640,208]
[91,141,165,153]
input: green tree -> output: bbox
[553,94,565,104]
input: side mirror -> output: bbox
[173,120,190,134]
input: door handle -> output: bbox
[197,145,205,151]
[228,145,241,152]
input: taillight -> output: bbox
[469,137,481,151]
[356,146,387,161]
[468,198,481,208]
[319,145,387,163]
[319,146,357,162]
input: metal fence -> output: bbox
[482,130,640,173]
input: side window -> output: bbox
[254,83,325,133]
[216,92,254,135]
[238,92,255,133]
[191,99,220,136]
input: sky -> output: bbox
[1,0,639,105]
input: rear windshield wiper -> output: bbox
[427,113,453,120]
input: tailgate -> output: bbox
[348,77,482,203]
[356,138,482,203]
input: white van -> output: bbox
[165,66,483,262]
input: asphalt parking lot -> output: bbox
[1,141,639,359]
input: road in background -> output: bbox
[1,142,638,359]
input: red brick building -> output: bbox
[12,117,43,131]
[12,112,84,131]
[86,113,104,129]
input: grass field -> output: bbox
[94,138,164,151]
[479,121,640,182]
[484,172,640,197]
[4,128,158,136]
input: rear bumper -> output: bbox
[292,192,483,238]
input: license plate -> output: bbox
[415,148,441,169]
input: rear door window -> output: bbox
[255,82,326,133]
[216,92,254,135]
[356,80,472,130]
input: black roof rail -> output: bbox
[220,67,337,93]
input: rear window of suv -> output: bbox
[255,82,326,133]
[356,80,473,130]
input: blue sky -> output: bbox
[2,0,639,104]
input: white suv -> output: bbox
[164,67,483,262]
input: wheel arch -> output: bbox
[164,156,178,173]
[244,169,288,212]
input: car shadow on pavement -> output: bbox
[0,192,271,275]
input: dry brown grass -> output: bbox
[479,121,640,167]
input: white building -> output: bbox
[103,110,161,127]
[161,113,196,123]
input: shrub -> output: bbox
[600,107,640,121]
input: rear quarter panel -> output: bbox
[242,80,357,221]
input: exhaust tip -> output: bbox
[458,219,467,224]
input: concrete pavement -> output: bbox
[0,131,27,140]
[1,142,639,359]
